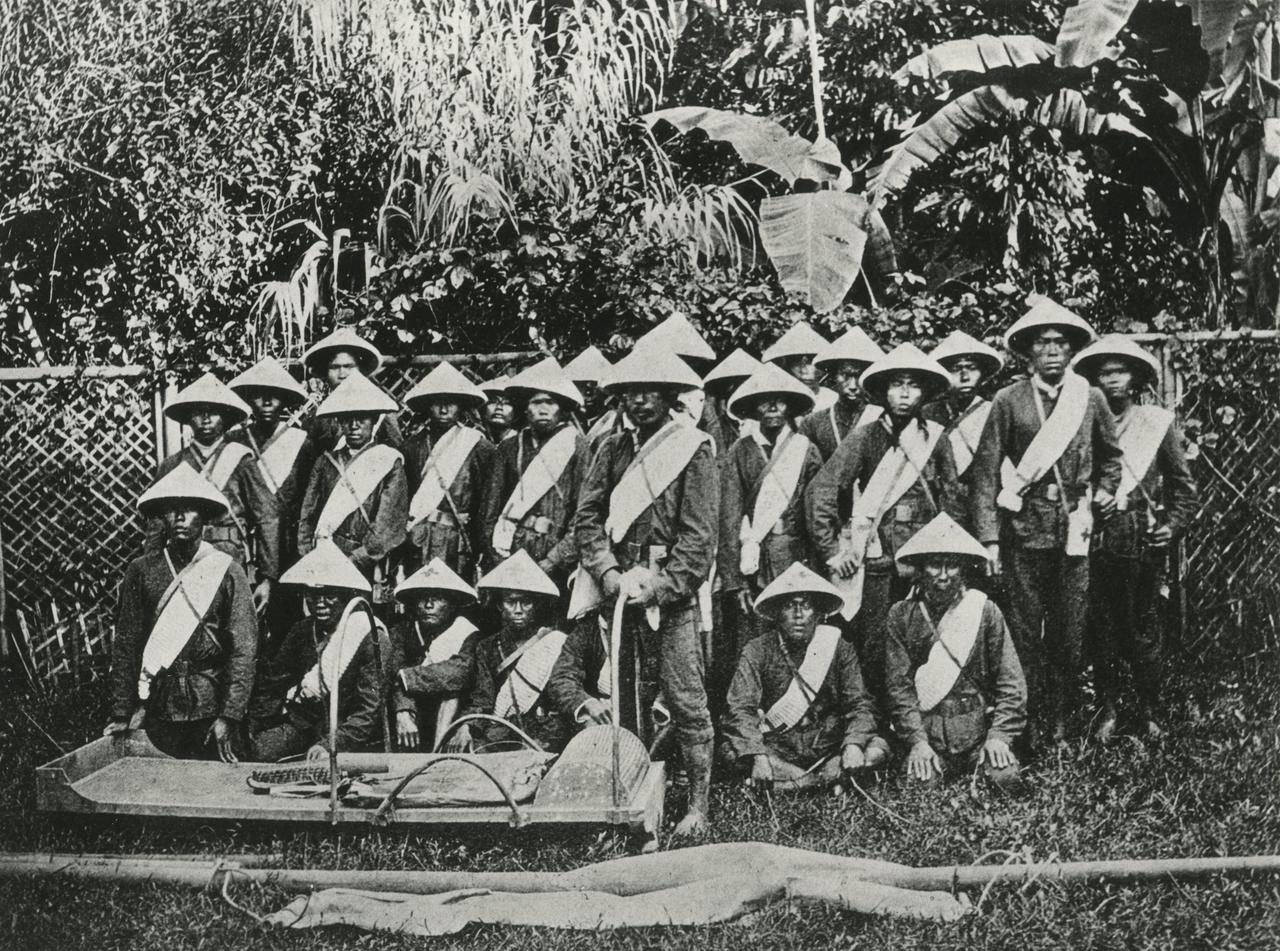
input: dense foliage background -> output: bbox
[2,0,1275,374]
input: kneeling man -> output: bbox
[723,563,887,790]
[248,541,392,760]
[885,514,1027,789]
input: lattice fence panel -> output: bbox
[1,373,156,618]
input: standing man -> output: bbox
[146,373,279,616]
[800,327,885,461]
[480,372,518,445]
[481,357,589,585]
[884,514,1027,789]
[574,346,719,838]
[107,464,257,761]
[297,373,409,604]
[401,362,494,579]
[762,321,836,412]
[806,343,958,720]
[302,327,403,451]
[969,298,1123,744]
[1072,335,1197,742]
[563,345,613,431]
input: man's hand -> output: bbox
[1094,490,1117,518]
[103,719,130,737]
[828,549,861,580]
[127,706,148,731]
[840,743,866,773]
[736,589,754,616]
[252,578,274,614]
[1146,523,1173,548]
[207,717,238,764]
[445,724,473,753]
[396,711,420,750]
[748,754,774,789]
[983,736,1015,770]
[985,543,1002,578]
[622,566,659,606]
[579,698,612,725]
[601,568,622,600]
[907,739,942,782]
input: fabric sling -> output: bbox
[407,426,483,530]
[996,374,1090,512]
[197,440,254,493]
[913,590,987,712]
[411,616,477,741]
[1115,405,1174,511]
[494,627,569,719]
[947,399,992,476]
[315,444,402,541]
[250,424,310,495]
[761,624,841,733]
[492,426,578,557]
[137,542,234,700]
[830,420,943,621]
[292,598,373,701]
[738,430,812,577]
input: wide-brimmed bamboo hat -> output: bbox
[702,348,761,395]
[602,346,704,394]
[228,357,308,405]
[634,313,717,365]
[728,363,817,419]
[859,343,952,404]
[136,462,230,519]
[395,557,478,604]
[1002,298,1096,354]
[814,326,884,371]
[476,549,560,599]
[929,330,1005,378]
[314,372,399,418]
[562,346,613,385]
[164,372,253,426]
[404,362,488,413]
[303,327,382,376]
[754,562,845,617]
[894,513,990,568]
[762,322,828,364]
[1070,333,1160,386]
[280,539,372,592]
[503,356,584,410]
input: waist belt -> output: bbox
[1029,482,1062,503]
[424,509,468,528]
[520,515,555,535]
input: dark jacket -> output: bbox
[387,617,480,747]
[228,422,321,571]
[545,619,609,720]
[463,628,571,753]
[297,444,409,575]
[401,424,494,576]
[798,398,868,462]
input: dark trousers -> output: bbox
[1088,551,1163,715]
[147,718,218,759]
[847,570,912,735]
[250,719,318,762]
[1004,548,1089,724]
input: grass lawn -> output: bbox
[1,652,1279,950]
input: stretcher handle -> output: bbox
[369,754,526,828]
[432,713,546,753]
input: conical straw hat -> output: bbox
[404,362,488,412]
[476,549,560,598]
[164,372,253,426]
[280,539,372,592]
[395,557,479,603]
[728,363,817,419]
[634,313,716,363]
[753,562,845,617]
[894,513,990,568]
[1002,297,1096,354]
[702,348,761,393]
[136,462,230,519]
[859,343,952,404]
[315,372,399,417]
[480,372,511,396]
[929,330,1004,378]
[602,346,703,394]
[504,356,584,409]
[228,357,308,405]
[762,322,828,363]
[814,326,884,370]
[1071,333,1160,386]
[562,346,613,385]
[303,327,382,375]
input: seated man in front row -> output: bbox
[884,514,1027,789]
[247,541,393,760]
[722,563,888,790]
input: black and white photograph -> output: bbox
[1,0,1278,947]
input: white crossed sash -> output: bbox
[947,398,992,476]
[831,420,943,620]
[761,624,841,733]
[137,543,234,701]
[493,627,569,719]
[407,425,483,529]
[913,590,987,712]
[253,424,309,494]
[1115,405,1173,511]
[997,374,1089,512]
[292,598,373,701]
[199,440,254,493]
[315,444,402,541]
[739,430,812,577]
[492,426,578,557]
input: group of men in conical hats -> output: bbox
[106,299,1196,833]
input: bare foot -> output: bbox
[670,809,710,840]
[1094,716,1118,744]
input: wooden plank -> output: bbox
[0,366,148,382]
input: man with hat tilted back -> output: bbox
[884,514,1027,789]
[107,464,257,761]
[969,298,1123,745]
[1072,335,1197,742]
[723,564,886,790]
[574,344,719,838]
[247,541,393,761]
[297,373,409,604]
[302,327,404,452]
[401,362,495,579]
[480,357,590,585]
[454,551,572,754]
[387,559,482,751]
[926,331,1005,528]
[807,343,960,727]
[799,326,885,461]
[146,373,281,616]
